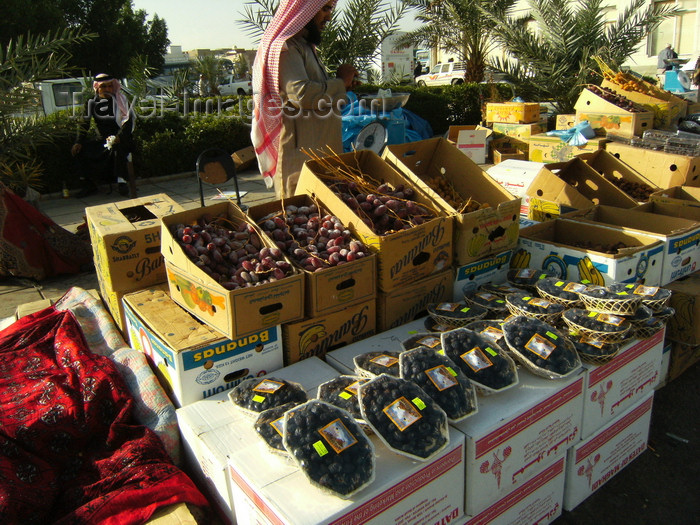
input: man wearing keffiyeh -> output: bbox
[71,74,135,198]
[251,0,360,198]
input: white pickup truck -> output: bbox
[218,75,253,96]
[415,62,466,86]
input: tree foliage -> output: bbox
[238,0,406,73]
[396,0,517,82]
[481,0,680,113]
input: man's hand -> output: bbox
[71,143,82,156]
[337,63,360,90]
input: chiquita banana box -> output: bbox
[515,219,664,287]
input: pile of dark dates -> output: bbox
[427,302,488,326]
[399,346,478,422]
[170,214,295,290]
[401,333,443,352]
[506,293,566,319]
[562,308,631,341]
[359,374,449,460]
[608,283,672,311]
[465,320,507,349]
[571,335,621,361]
[440,328,518,392]
[535,277,588,305]
[256,203,370,272]
[503,316,581,378]
[579,286,642,314]
[229,377,307,414]
[480,282,528,297]
[463,290,509,317]
[283,400,375,498]
[317,376,369,422]
[354,351,401,377]
[254,401,302,454]
[507,268,555,289]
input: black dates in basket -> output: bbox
[440,328,518,392]
[317,376,369,421]
[254,402,301,453]
[283,400,375,498]
[502,316,581,378]
[229,377,307,414]
[399,347,478,422]
[507,269,555,288]
[427,302,488,326]
[535,277,588,304]
[401,332,443,351]
[607,283,672,312]
[354,351,402,377]
[359,374,449,460]
[506,293,566,317]
[465,320,507,349]
[563,308,632,334]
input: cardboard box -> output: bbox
[605,142,700,188]
[528,134,608,164]
[176,358,342,523]
[667,341,700,382]
[454,250,511,299]
[160,202,305,340]
[383,138,521,265]
[377,269,453,331]
[464,457,565,525]
[295,149,453,292]
[577,149,660,203]
[561,205,700,285]
[490,136,530,161]
[491,121,548,141]
[86,194,184,293]
[454,371,584,516]
[634,200,700,222]
[650,185,700,209]
[564,394,653,511]
[98,280,129,331]
[457,127,489,164]
[247,195,377,317]
[486,102,541,124]
[493,147,528,164]
[556,114,576,130]
[524,165,595,221]
[123,286,284,407]
[665,272,700,344]
[580,329,664,438]
[231,146,256,171]
[601,78,688,129]
[447,124,494,144]
[486,159,546,217]
[229,427,466,525]
[574,88,655,137]
[517,219,665,286]
[282,298,376,365]
[657,341,672,389]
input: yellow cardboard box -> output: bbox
[486,102,541,124]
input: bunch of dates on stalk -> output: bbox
[329,180,435,235]
[170,213,294,290]
[257,203,369,272]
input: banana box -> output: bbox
[528,134,608,164]
[123,286,283,407]
[574,88,655,137]
[524,165,595,221]
[486,102,541,124]
[604,142,700,188]
[577,150,660,204]
[556,114,576,130]
[282,298,376,365]
[650,186,700,209]
[383,138,521,266]
[601,78,687,129]
[516,219,664,286]
[454,250,512,300]
[561,205,700,285]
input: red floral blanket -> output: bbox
[0,309,208,524]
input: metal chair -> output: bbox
[195,148,246,209]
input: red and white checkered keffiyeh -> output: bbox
[251,0,330,188]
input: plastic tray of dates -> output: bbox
[465,320,507,349]
[399,347,478,422]
[440,328,518,394]
[282,400,375,498]
[505,293,565,323]
[571,335,620,365]
[254,402,301,455]
[354,351,402,377]
[562,308,632,344]
[317,376,370,423]
[228,377,307,415]
[578,287,642,315]
[169,214,295,290]
[401,332,443,352]
[256,204,370,272]
[427,302,488,327]
[462,290,509,316]
[633,317,666,340]
[535,277,588,306]
[607,283,671,312]
[507,268,555,290]
[502,316,581,379]
[358,374,449,461]
[424,317,457,333]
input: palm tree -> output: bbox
[481,0,680,113]
[396,0,518,82]
[0,28,93,194]
[193,55,225,96]
[238,0,406,74]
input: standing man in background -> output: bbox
[657,43,677,87]
[251,0,359,198]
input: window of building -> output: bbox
[649,0,696,55]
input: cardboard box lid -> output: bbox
[526,166,595,210]
[563,204,700,236]
[447,125,493,143]
[574,87,650,116]
[577,149,659,191]
[634,201,700,222]
[123,285,227,352]
[651,186,700,205]
[555,157,639,208]
[86,193,183,236]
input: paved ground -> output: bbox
[1,169,697,524]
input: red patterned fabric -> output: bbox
[0,309,208,524]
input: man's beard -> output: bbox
[305,19,323,45]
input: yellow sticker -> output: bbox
[555,281,565,287]
[252,395,266,403]
[412,397,427,410]
[588,311,598,317]
[616,291,629,296]
[546,331,558,340]
[446,367,457,376]
[485,347,498,357]
[313,441,329,457]
[461,307,471,313]
[339,391,352,400]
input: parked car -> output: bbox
[218,75,253,96]
[415,62,466,86]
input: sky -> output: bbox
[132,0,419,52]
